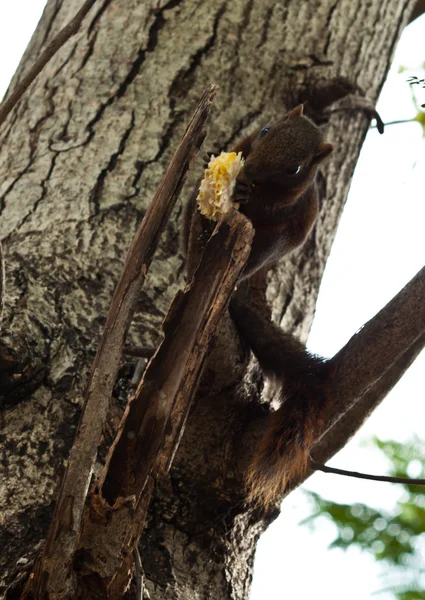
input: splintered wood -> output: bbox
[79,210,253,598]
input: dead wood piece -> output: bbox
[77,210,253,598]
[22,83,218,600]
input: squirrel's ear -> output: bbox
[288,104,304,118]
[313,142,333,164]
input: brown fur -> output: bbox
[245,384,327,508]
[230,295,329,508]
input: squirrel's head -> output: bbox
[240,105,333,191]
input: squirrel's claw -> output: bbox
[233,176,252,204]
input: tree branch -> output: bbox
[409,0,425,22]
[22,84,218,600]
[310,460,425,485]
[286,276,425,497]
[0,0,99,128]
[320,265,425,440]
[312,332,425,466]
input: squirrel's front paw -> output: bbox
[233,175,252,205]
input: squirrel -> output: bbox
[185,104,333,508]
[185,104,333,279]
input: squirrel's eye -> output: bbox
[285,165,301,176]
[259,127,269,139]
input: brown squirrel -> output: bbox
[186,104,333,280]
[185,104,333,507]
[230,104,333,278]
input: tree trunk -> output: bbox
[0,0,414,597]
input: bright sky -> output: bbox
[0,4,424,599]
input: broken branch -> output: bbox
[76,210,253,597]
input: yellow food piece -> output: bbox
[196,151,244,221]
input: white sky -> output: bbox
[0,4,424,600]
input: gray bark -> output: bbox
[0,0,414,597]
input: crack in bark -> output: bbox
[76,0,113,78]
[15,152,59,232]
[83,0,182,146]
[323,0,339,55]
[53,41,78,77]
[127,114,186,202]
[308,54,333,67]
[169,5,226,101]
[276,277,296,324]
[0,158,35,218]
[0,77,59,222]
[87,0,112,36]
[29,85,58,155]
[256,6,274,50]
[232,0,254,79]
[89,109,135,216]
[40,0,63,51]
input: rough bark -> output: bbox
[0,0,415,598]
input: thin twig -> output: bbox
[23,84,218,600]
[371,118,415,129]
[0,0,99,128]
[311,460,425,485]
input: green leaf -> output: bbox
[301,438,425,600]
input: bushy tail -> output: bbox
[246,387,326,509]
